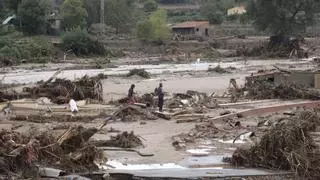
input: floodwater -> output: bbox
[0,59,313,84]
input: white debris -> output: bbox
[69,99,78,112]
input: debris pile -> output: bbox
[0,126,106,178]
[112,105,157,121]
[127,68,150,79]
[238,36,308,58]
[231,111,320,179]
[11,114,100,123]
[93,131,143,148]
[168,90,218,109]
[0,75,104,104]
[246,79,320,100]
[208,65,230,74]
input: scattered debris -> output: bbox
[172,122,220,149]
[127,69,150,79]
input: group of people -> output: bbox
[128,83,164,112]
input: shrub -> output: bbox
[62,27,106,56]
[0,45,21,59]
[143,0,158,12]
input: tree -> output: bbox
[3,0,22,12]
[17,0,50,35]
[84,0,100,27]
[105,0,137,34]
[61,0,88,30]
[200,0,224,24]
[137,9,169,42]
[247,0,319,36]
[143,0,158,13]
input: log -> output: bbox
[152,111,171,120]
[176,118,201,123]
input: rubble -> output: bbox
[127,68,151,79]
[230,110,320,179]
[0,126,106,178]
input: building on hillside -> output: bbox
[227,6,246,16]
[171,21,209,37]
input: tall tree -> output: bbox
[61,0,87,30]
[105,0,136,34]
[84,0,100,27]
[18,0,50,35]
[4,0,22,13]
[247,0,319,35]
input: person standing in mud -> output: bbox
[157,83,164,112]
[128,84,136,104]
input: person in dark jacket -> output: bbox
[157,83,164,112]
[128,84,135,104]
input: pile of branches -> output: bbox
[208,65,231,74]
[127,69,150,79]
[0,126,106,178]
[238,36,308,58]
[93,131,143,148]
[231,110,320,179]
[111,105,157,121]
[168,90,218,109]
[246,79,320,100]
[25,75,103,104]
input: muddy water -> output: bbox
[0,59,313,84]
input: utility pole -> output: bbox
[100,0,105,37]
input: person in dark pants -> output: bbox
[128,84,135,104]
[157,83,164,112]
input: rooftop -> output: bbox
[171,21,209,29]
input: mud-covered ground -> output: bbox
[0,57,318,179]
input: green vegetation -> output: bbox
[167,10,203,23]
[143,0,158,13]
[156,0,191,4]
[137,9,169,43]
[0,35,53,63]
[105,0,137,34]
[62,27,105,56]
[61,0,88,30]
[247,0,319,35]
[84,0,100,27]
[17,0,50,35]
